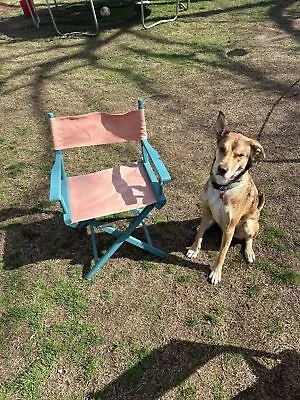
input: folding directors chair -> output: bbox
[48,99,171,280]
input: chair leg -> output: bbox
[141,220,152,246]
[89,225,99,264]
[84,204,157,280]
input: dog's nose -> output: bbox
[217,166,228,176]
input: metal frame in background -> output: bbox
[24,0,41,27]
[24,0,189,34]
[45,0,99,36]
[138,0,190,29]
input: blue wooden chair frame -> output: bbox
[49,99,171,280]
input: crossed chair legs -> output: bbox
[79,204,166,280]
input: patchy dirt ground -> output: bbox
[0,0,299,399]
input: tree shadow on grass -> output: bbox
[268,0,300,41]
[182,0,299,41]
[0,208,92,272]
[85,339,300,399]
[0,207,241,277]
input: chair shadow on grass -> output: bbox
[0,207,243,277]
[85,339,300,400]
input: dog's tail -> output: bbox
[257,189,265,212]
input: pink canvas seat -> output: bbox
[68,162,158,223]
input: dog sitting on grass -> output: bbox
[187,111,265,284]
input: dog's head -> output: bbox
[212,111,265,185]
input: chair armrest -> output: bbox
[49,151,62,202]
[142,139,171,184]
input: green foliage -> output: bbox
[112,341,126,352]
[245,284,261,298]
[254,260,299,286]
[149,297,163,318]
[82,355,101,382]
[211,377,225,400]
[1,270,102,399]
[1,302,51,333]
[18,127,29,137]
[176,273,193,284]
[50,318,102,360]
[223,351,245,366]
[259,205,268,224]
[204,303,226,325]
[139,260,158,271]
[6,162,26,177]
[185,315,201,329]
[33,200,52,211]
[4,340,59,400]
[269,316,284,334]
[264,226,286,251]
[176,381,197,400]
[272,268,300,286]
[52,280,88,316]
[39,163,51,175]
[124,347,154,384]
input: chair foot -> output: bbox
[84,258,105,280]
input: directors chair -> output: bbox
[48,99,171,280]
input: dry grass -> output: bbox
[0,0,299,399]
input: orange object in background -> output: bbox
[19,0,36,17]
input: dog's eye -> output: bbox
[236,153,245,158]
[219,147,226,153]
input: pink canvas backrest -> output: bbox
[50,109,147,150]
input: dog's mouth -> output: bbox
[217,169,236,179]
[217,171,227,177]
[213,172,230,186]
[214,162,248,185]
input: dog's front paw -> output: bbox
[186,247,199,259]
[245,248,255,263]
[208,269,222,285]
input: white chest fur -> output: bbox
[205,185,232,229]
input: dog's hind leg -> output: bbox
[235,218,259,263]
[245,237,255,263]
[186,205,214,259]
[244,219,259,263]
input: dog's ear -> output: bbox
[248,138,265,160]
[216,111,229,140]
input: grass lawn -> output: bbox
[0,0,299,399]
